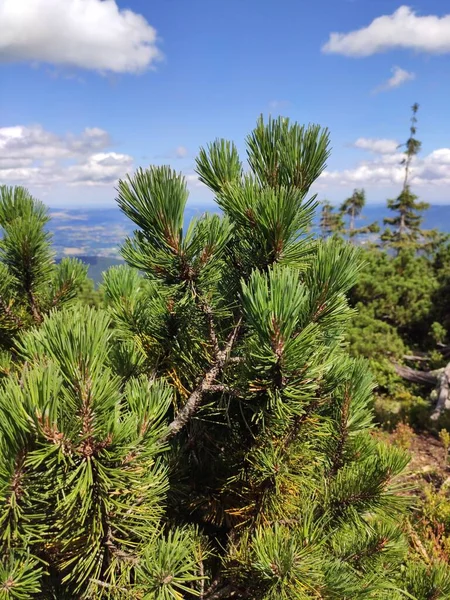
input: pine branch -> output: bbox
[0,295,24,329]
[283,398,321,446]
[200,299,220,358]
[330,384,351,475]
[28,290,42,324]
[166,319,242,438]
[51,281,71,307]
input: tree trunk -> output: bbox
[399,211,406,237]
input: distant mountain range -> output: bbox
[47,204,450,284]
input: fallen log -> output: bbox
[394,361,450,420]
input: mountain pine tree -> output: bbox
[0,185,88,374]
[1,116,449,598]
[382,104,430,249]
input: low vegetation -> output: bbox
[0,111,449,598]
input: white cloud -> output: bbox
[175,146,188,159]
[0,125,112,161]
[374,66,415,93]
[320,139,450,188]
[353,137,399,154]
[0,124,133,187]
[322,6,450,57]
[185,173,206,188]
[0,0,162,74]
[66,153,134,186]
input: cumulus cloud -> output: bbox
[0,0,162,74]
[67,153,133,186]
[320,139,450,188]
[0,125,112,161]
[373,66,415,93]
[322,6,450,57]
[353,137,400,154]
[0,124,133,187]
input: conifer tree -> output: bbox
[342,188,365,233]
[1,116,447,598]
[382,104,430,248]
[340,188,379,241]
[0,185,88,372]
[319,200,343,238]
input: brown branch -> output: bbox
[166,319,241,439]
[28,290,42,324]
[201,300,220,358]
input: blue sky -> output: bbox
[1,0,450,207]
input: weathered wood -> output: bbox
[394,361,450,419]
[394,364,438,385]
[431,362,450,420]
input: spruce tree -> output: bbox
[1,116,448,598]
[382,104,430,249]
